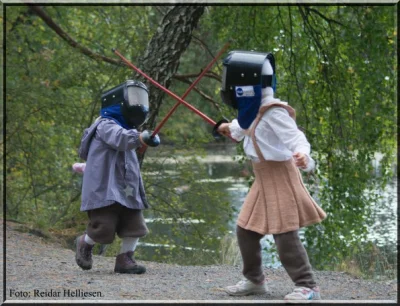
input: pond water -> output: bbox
[139,145,397,267]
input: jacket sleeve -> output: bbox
[78,127,91,160]
[264,107,315,172]
[96,119,142,151]
[229,119,246,141]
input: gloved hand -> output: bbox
[212,118,230,140]
[140,130,161,147]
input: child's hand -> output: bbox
[72,163,86,174]
[140,130,160,147]
[217,123,231,137]
[293,152,308,169]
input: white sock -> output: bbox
[119,237,139,254]
[84,234,96,245]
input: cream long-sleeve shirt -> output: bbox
[229,94,315,172]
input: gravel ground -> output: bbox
[2,221,397,304]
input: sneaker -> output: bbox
[114,251,146,274]
[75,235,94,270]
[284,286,321,300]
[225,279,268,296]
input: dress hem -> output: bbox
[237,217,325,235]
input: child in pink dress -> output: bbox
[217,51,326,300]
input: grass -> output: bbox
[332,243,397,280]
[217,234,242,266]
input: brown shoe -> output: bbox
[75,235,94,270]
[114,251,146,274]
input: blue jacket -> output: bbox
[78,118,148,211]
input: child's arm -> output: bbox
[97,119,159,151]
[292,152,315,172]
[265,108,315,172]
[217,119,246,142]
[72,163,86,173]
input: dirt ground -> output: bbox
[2,220,398,304]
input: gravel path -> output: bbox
[2,221,397,304]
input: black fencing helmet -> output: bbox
[220,51,275,109]
[101,80,149,128]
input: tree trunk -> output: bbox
[135,5,205,163]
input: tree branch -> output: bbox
[191,35,224,74]
[306,7,345,27]
[297,6,324,56]
[172,76,222,112]
[27,5,122,66]
[173,71,221,83]
[192,35,214,59]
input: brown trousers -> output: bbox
[86,203,148,244]
[237,225,316,288]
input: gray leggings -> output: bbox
[236,225,316,288]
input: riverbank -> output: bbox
[3,220,397,303]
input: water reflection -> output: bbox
[368,181,397,247]
[140,146,397,267]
